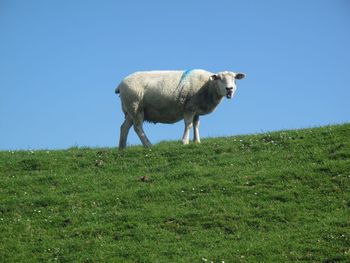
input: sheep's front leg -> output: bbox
[182,113,195,145]
[193,115,200,143]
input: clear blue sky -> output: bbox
[1,0,349,150]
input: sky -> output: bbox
[1,0,349,150]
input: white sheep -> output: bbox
[115,69,245,148]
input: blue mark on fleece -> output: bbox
[176,69,194,102]
[179,69,194,82]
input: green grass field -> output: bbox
[1,123,349,262]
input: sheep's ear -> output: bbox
[210,74,220,80]
[235,73,245,80]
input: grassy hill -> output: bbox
[0,124,349,262]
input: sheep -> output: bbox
[115,69,245,148]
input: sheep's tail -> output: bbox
[115,86,120,94]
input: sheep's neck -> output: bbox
[207,81,223,105]
[190,81,223,115]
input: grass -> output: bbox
[0,123,349,262]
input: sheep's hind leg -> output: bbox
[133,113,152,147]
[119,115,133,149]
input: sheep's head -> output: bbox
[210,71,245,98]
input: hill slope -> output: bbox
[1,124,349,262]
